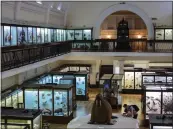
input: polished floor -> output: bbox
[50,88,149,129]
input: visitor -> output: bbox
[123,104,139,119]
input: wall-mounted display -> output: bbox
[39,89,53,116]
[135,72,143,89]
[75,30,82,40]
[38,75,52,84]
[146,92,161,119]
[25,89,38,109]
[165,29,172,40]
[41,28,44,43]
[67,30,74,40]
[33,27,37,43]
[162,92,173,114]
[124,72,134,89]
[155,29,164,40]
[155,76,166,83]
[11,26,17,46]
[45,28,48,42]
[83,29,91,40]
[4,26,11,46]
[143,76,154,84]
[28,27,33,43]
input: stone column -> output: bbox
[113,60,124,91]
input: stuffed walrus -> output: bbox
[88,93,114,125]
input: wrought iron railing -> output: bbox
[1,41,72,71]
[1,39,172,71]
[71,39,173,53]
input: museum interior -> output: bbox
[1,1,173,129]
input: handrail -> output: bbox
[1,39,172,72]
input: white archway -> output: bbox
[94,3,154,40]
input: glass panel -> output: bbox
[155,76,166,83]
[33,28,37,43]
[51,29,54,42]
[17,27,22,44]
[1,26,3,47]
[165,29,172,40]
[25,89,38,109]
[4,26,11,46]
[39,89,53,116]
[45,28,48,42]
[18,90,23,103]
[60,30,63,41]
[54,29,57,42]
[167,76,172,83]
[33,114,41,129]
[146,92,161,119]
[1,99,5,107]
[63,30,66,41]
[83,29,91,40]
[53,75,63,84]
[162,92,173,114]
[41,28,44,43]
[124,72,134,89]
[48,29,51,42]
[12,92,18,108]
[69,88,73,115]
[54,90,68,116]
[60,79,73,84]
[6,96,12,107]
[57,29,60,41]
[155,29,164,40]
[143,76,154,84]
[23,27,27,43]
[76,76,86,95]
[28,27,32,43]
[67,30,74,40]
[11,26,17,46]
[38,75,52,84]
[135,72,143,89]
[74,30,82,40]
[37,28,41,43]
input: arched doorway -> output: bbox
[94,3,154,40]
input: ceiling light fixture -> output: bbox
[36,1,42,4]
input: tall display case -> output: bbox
[1,89,24,109]
[23,84,74,124]
[143,85,173,119]
[155,28,173,40]
[1,108,42,129]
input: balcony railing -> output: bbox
[71,39,173,53]
[1,41,72,71]
[1,39,172,71]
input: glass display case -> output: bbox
[23,27,27,43]
[48,29,51,42]
[57,29,61,41]
[124,72,134,89]
[25,89,38,109]
[28,27,33,43]
[74,30,82,40]
[41,28,44,43]
[165,29,172,40]
[83,29,91,40]
[54,29,57,42]
[33,27,37,43]
[45,28,48,42]
[37,28,41,43]
[39,89,53,116]
[4,26,11,46]
[67,30,74,40]
[50,29,54,42]
[11,26,17,46]
[155,29,164,40]
[135,72,143,89]
[155,28,173,40]
[99,74,113,89]
[1,108,42,129]
[76,76,86,96]
[143,85,173,119]
[11,91,18,108]
[37,75,52,84]
[53,75,63,84]
[60,77,74,85]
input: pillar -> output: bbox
[113,60,124,91]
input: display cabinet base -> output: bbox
[76,95,89,101]
[42,113,73,124]
[122,89,143,94]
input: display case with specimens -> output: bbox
[155,28,173,40]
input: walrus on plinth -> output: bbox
[88,94,114,125]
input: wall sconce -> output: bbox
[137,35,142,39]
[107,35,111,39]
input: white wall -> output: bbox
[1,1,65,27]
[67,2,172,28]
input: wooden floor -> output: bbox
[50,88,149,129]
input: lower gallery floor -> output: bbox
[50,88,148,129]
